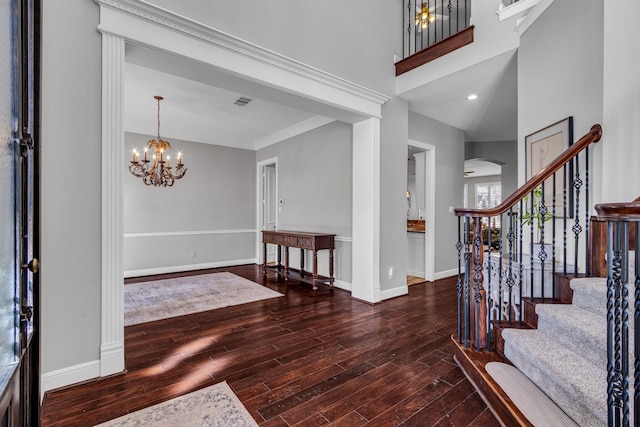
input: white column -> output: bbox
[351,118,381,303]
[100,32,125,376]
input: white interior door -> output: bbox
[262,163,277,263]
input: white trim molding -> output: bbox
[497,0,539,22]
[380,285,408,301]
[100,32,125,377]
[95,0,389,120]
[434,268,461,280]
[516,0,555,36]
[253,116,335,150]
[124,258,257,278]
[124,229,256,238]
[41,360,101,397]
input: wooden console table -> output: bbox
[262,230,335,290]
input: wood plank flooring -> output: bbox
[40,265,499,426]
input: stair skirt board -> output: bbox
[485,362,578,427]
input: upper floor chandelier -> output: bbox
[129,95,187,187]
[415,2,435,30]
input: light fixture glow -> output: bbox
[467,94,478,100]
[128,96,187,187]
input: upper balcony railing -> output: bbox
[401,0,472,59]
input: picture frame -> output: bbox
[525,116,574,215]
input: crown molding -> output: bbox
[95,0,389,118]
[253,116,335,150]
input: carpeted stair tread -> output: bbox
[535,303,606,367]
[503,328,606,427]
[571,277,636,321]
[485,362,579,427]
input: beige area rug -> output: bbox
[95,381,258,427]
[124,272,283,326]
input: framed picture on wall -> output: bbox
[525,116,574,215]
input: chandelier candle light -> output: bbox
[129,95,187,187]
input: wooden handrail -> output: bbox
[455,124,602,217]
[595,196,640,221]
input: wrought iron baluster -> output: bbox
[552,172,557,299]
[529,189,535,299]
[507,208,516,325]
[487,216,493,350]
[585,146,590,278]
[539,181,548,300]
[635,221,640,424]
[607,220,629,425]
[498,213,504,325]
[464,216,471,349]
[573,155,583,275]
[563,162,568,276]
[473,217,483,351]
[518,199,524,324]
[447,0,452,38]
[456,216,463,343]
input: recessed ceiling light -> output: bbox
[467,94,478,100]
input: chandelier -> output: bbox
[415,2,435,30]
[129,96,187,187]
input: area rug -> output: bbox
[96,381,258,426]
[124,272,283,326]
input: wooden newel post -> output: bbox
[471,217,487,349]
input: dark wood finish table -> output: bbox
[262,230,335,290]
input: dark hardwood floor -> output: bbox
[40,265,499,426]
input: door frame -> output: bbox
[408,140,435,282]
[256,157,278,264]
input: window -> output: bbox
[463,184,468,209]
[475,182,501,227]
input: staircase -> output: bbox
[452,124,640,426]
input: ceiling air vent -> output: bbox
[233,97,252,107]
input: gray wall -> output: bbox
[465,140,517,202]
[518,0,604,196]
[409,112,465,275]
[256,121,353,283]
[602,0,640,202]
[124,133,256,275]
[379,97,410,292]
[41,0,102,373]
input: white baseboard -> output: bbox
[333,279,352,291]
[434,268,460,280]
[124,258,257,278]
[41,359,101,398]
[407,269,425,277]
[380,285,408,301]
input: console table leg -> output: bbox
[300,248,305,275]
[329,248,334,288]
[284,246,290,281]
[262,243,267,275]
[277,245,282,281]
[312,250,318,290]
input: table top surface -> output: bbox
[262,230,336,238]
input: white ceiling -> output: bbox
[401,49,518,142]
[124,41,518,152]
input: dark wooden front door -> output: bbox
[0,0,40,425]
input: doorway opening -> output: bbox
[407,141,435,282]
[257,158,278,264]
